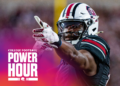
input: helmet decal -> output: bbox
[66,3,75,17]
[72,3,81,17]
[62,7,67,17]
[62,3,82,18]
[86,6,96,16]
[62,3,75,18]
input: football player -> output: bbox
[33,3,110,86]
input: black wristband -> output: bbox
[52,37,62,47]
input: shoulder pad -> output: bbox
[76,35,110,62]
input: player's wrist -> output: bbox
[52,37,62,48]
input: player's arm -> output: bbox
[55,40,97,76]
[32,16,96,76]
[32,16,109,76]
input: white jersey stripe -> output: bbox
[81,42,106,59]
[86,38,108,52]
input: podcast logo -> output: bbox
[8,49,38,81]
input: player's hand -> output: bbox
[32,16,61,48]
[33,41,53,56]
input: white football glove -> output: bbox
[33,16,62,48]
[33,41,53,56]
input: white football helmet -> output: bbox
[57,3,99,44]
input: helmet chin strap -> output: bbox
[65,30,84,45]
[66,38,80,45]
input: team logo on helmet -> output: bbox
[86,6,96,16]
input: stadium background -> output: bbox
[0,0,120,86]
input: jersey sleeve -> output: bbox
[77,35,110,62]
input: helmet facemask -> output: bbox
[57,21,86,42]
[57,3,99,44]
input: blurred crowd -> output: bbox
[0,4,120,86]
[0,5,53,48]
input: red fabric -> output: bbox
[82,39,106,55]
